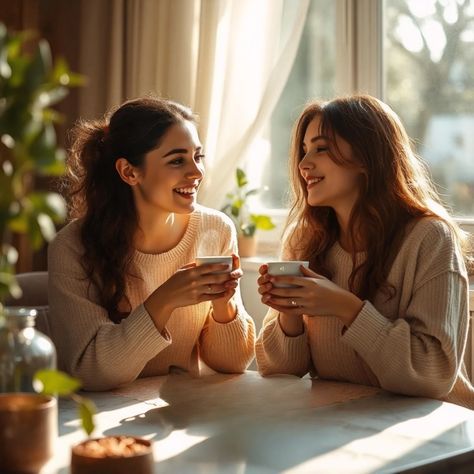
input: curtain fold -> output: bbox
[78,0,309,207]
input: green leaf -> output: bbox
[23,40,51,93]
[77,396,97,436]
[236,168,248,188]
[34,369,82,396]
[245,188,259,197]
[241,222,256,237]
[250,214,275,231]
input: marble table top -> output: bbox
[41,370,474,474]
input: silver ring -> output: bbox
[291,300,297,306]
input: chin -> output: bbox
[174,201,197,214]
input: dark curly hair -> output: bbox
[64,96,195,322]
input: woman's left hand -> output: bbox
[262,266,364,326]
[212,253,242,323]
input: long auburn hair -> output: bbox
[286,94,468,301]
[65,97,196,322]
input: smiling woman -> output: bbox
[256,94,474,410]
[47,96,255,391]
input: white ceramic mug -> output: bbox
[195,256,233,274]
[266,261,309,288]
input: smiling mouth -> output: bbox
[174,186,198,198]
[307,177,324,188]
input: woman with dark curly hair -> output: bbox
[256,95,473,408]
[48,96,255,391]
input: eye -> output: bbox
[168,157,185,166]
[316,146,329,153]
[195,154,205,162]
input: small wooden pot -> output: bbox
[238,235,258,257]
[71,435,154,474]
[0,393,57,474]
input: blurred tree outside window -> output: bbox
[385,0,474,217]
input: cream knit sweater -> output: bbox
[256,217,474,409]
[48,206,255,391]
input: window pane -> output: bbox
[384,0,474,216]
[258,0,336,209]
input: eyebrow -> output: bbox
[309,135,329,143]
[162,146,202,158]
[302,135,329,150]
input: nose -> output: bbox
[298,153,314,174]
[186,158,204,180]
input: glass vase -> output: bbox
[0,307,56,393]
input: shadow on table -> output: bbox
[380,422,474,474]
[102,373,446,473]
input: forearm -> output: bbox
[342,298,464,398]
[279,312,304,336]
[200,302,255,372]
[211,298,237,323]
[256,310,310,376]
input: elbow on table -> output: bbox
[381,373,456,400]
[257,361,308,378]
[68,364,138,392]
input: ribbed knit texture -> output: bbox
[256,217,474,409]
[48,205,255,391]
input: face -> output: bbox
[132,120,205,215]
[299,115,363,217]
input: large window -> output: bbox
[250,0,473,250]
[385,0,474,217]
[256,0,336,210]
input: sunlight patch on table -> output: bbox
[154,429,208,461]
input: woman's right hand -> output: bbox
[257,264,304,336]
[145,262,234,332]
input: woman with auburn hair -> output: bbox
[48,96,255,391]
[256,94,474,408]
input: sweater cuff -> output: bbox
[207,306,248,335]
[264,317,308,361]
[122,303,172,357]
[341,301,390,358]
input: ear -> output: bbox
[115,158,141,185]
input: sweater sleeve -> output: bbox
[255,308,311,376]
[198,213,256,372]
[48,231,171,391]
[342,223,470,399]
[255,236,311,376]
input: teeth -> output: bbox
[308,177,324,185]
[175,187,196,194]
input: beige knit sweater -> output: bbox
[48,205,255,391]
[256,217,474,409]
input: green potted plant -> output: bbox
[0,22,88,474]
[0,21,82,309]
[221,168,275,257]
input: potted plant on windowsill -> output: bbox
[221,168,275,257]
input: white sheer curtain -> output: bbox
[78,0,309,207]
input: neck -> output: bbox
[134,211,190,254]
[335,209,364,253]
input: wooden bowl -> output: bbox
[71,435,154,474]
[0,393,57,474]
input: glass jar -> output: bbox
[0,307,56,393]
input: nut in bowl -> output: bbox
[267,261,309,288]
[71,435,153,474]
[195,256,232,274]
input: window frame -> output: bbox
[257,0,473,251]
